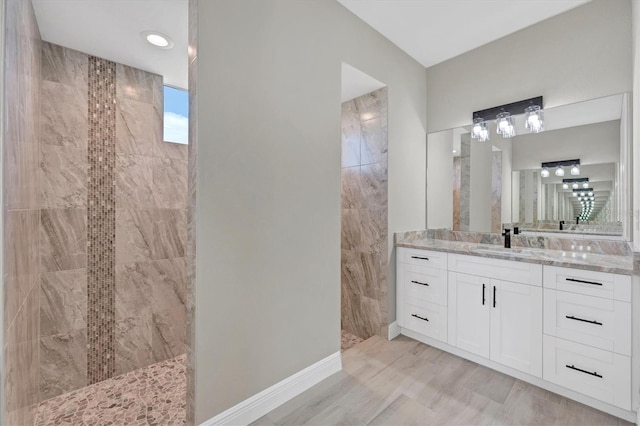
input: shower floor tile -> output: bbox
[341,329,364,352]
[35,354,186,426]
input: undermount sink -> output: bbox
[473,246,534,257]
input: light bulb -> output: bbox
[562,183,569,190]
[572,183,578,189]
[541,167,550,178]
[496,112,515,138]
[471,118,489,142]
[524,105,544,133]
[582,182,589,188]
[555,166,565,177]
[570,164,580,176]
[588,192,593,196]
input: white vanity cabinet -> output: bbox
[447,254,543,377]
[396,246,637,422]
[542,266,632,410]
[396,248,449,343]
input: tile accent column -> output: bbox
[87,56,117,383]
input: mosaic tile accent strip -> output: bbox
[35,355,186,425]
[87,56,117,384]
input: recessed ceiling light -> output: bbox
[141,31,174,49]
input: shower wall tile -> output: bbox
[116,63,155,104]
[40,269,87,337]
[40,144,87,208]
[116,98,159,156]
[340,88,388,341]
[360,118,388,165]
[116,209,186,264]
[115,316,155,376]
[42,42,88,86]
[4,0,41,422]
[153,157,188,209]
[41,80,88,149]
[40,208,87,272]
[116,154,156,209]
[39,329,87,400]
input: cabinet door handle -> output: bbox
[565,278,603,286]
[411,280,429,286]
[482,283,486,305]
[565,315,603,326]
[411,314,429,322]
[493,285,496,308]
[411,256,430,261]
[566,364,602,378]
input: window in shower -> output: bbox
[163,85,189,144]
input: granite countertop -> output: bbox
[396,237,635,276]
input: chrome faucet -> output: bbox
[559,220,565,230]
[501,228,511,248]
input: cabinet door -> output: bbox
[490,280,542,377]
[448,272,490,358]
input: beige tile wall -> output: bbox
[340,88,389,340]
[3,0,42,424]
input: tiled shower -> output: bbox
[3,0,189,423]
[340,88,389,342]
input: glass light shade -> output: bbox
[570,164,580,176]
[582,182,589,188]
[580,192,586,196]
[496,112,515,138]
[562,183,569,190]
[524,105,544,133]
[572,183,579,189]
[540,167,550,178]
[588,192,594,196]
[555,166,565,177]
[573,192,577,197]
[590,197,595,201]
[471,118,489,142]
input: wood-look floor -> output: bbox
[251,335,633,426]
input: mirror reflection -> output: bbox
[426,93,629,238]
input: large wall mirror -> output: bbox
[426,93,630,239]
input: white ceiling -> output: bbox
[32,0,188,89]
[337,0,591,68]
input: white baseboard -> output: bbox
[388,321,400,340]
[201,352,342,426]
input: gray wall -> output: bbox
[194,0,427,421]
[426,0,632,133]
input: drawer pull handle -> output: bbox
[493,285,496,308]
[482,283,486,306]
[411,256,430,261]
[566,315,603,326]
[411,314,429,322]
[411,280,429,286]
[565,278,603,286]
[566,364,603,378]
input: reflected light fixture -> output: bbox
[555,165,565,177]
[471,118,489,142]
[582,182,589,188]
[563,177,588,191]
[570,163,580,176]
[572,183,579,189]
[540,167,550,178]
[562,183,569,190]
[496,112,516,138]
[524,105,544,133]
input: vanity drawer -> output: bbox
[402,302,447,343]
[543,335,631,410]
[543,266,631,302]
[398,248,447,270]
[544,289,631,356]
[448,254,542,286]
[403,264,447,307]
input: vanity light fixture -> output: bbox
[141,31,174,49]
[563,177,587,190]
[471,118,490,142]
[541,159,580,179]
[524,105,544,133]
[471,96,543,141]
